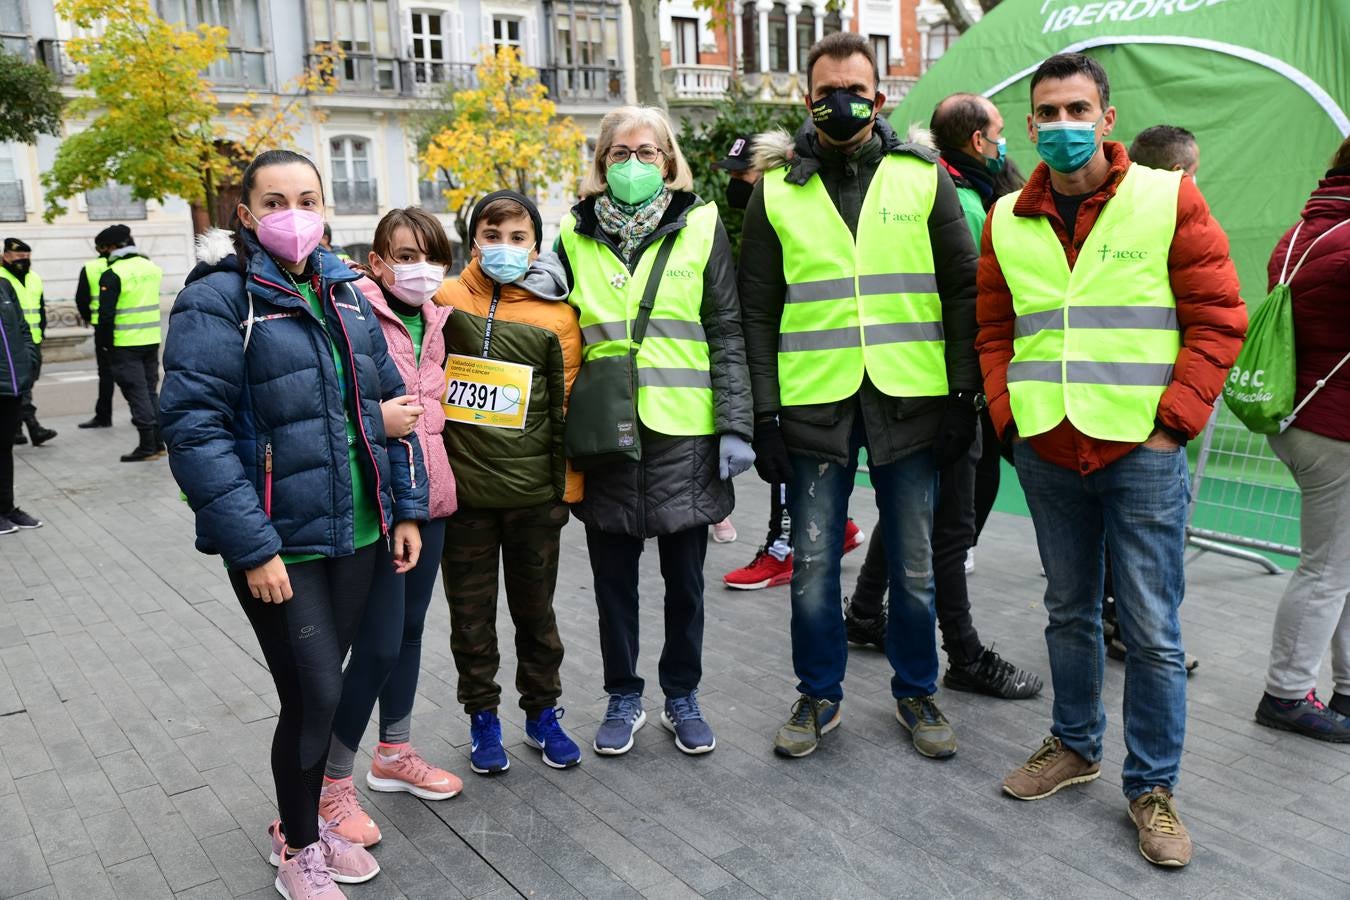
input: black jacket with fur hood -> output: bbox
[738,117,980,467]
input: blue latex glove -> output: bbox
[719,434,756,480]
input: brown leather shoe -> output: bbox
[1002,736,1101,800]
[1128,787,1192,867]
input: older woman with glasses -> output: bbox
[556,105,754,758]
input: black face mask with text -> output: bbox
[810,89,877,142]
[725,177,754,210]
[3,259,30,278]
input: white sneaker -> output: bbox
[964,548,975,574]
[711,517,737,543]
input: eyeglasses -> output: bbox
[607,144,665,164]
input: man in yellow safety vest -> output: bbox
[739,32,982,762]
[75,225,126,429]
[978,53,1246,869]
[94,231,164,462]
[1,238,56,446]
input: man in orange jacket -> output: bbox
[977,54,1245,868]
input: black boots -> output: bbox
[78,416,112,429]
[121,428,160,462]
[25,416,57,446]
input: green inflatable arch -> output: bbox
[889,0,1350,298]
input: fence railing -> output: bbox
[332,180,379,215]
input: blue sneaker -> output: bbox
[469,710,510,775]
[524,707,582,768]
[661,692,715,754]
[593,693,646,755]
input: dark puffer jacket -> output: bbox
[0,279,37,399]
[160,229,428,571]
[557,191,754,538]
[739,118,980,467]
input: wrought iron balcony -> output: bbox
[332,180,379,215]
[538,65,624,107]
[41,38,267,87]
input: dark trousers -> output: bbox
[16,344,39,426]
[228,545,377,849]
[110,344,159,431]
[442,501,568,715]
[587,524,707,699]
[0,397,17,511]
[973,409,1000,542]
[332,518,446,750]
[93,343,115,423]
[765,482,789,547]
[852,430,984,665]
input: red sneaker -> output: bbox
[843,520,865,555]
[724,550,792,590]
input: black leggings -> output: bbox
[229,545,378,848]
[0,397,17,512]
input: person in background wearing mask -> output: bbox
[96,229,165,462]
[841,93,1043,702]
[979,54,1245,867]
[718,133,866,590]
[74,225,126,430]
[161,149,427,899]
[1,238,56,446]
[319,208,462,849]
[559,106,754,758]
[740,32,980,761]
[436,190,585,775]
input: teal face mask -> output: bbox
[985,135,1007,174]
[1034,119,1100,173]
[607,158,665,205]
[477,241,531,284]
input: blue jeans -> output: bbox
[1014,440,1189,799]
[787,419,940,702]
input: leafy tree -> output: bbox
[0,49,66,143]
[677,87,801,257]
[43,0,338,226]
[419,46,587,250]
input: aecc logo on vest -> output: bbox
[879,208,922,224]
[664,267,697,279]
[1096,243,1149,262]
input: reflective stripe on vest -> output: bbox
[763,153,947,406]
[560,202,719,436]
[0,267,44,345]
[84,257,109,326]
[991,164,1182,443]
[107,256,164,347]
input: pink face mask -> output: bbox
[381,259,446,306]
[251,208,325,264]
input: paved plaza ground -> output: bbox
[3,376,1349,899]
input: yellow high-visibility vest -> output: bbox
[84,257,109,326]
[0,267,44,345]
[991,164,1182,443]
[106,255,164,348]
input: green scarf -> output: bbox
[595,187,672,263]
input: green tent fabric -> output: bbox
[890,0,1350,299]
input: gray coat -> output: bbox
[557,191,753,538]
[738,118,981,467]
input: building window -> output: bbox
[418,171,450,213]
[409,10,446,84]
[672,17,699,66]
[925,22,959,71]
[330,136,377,214]
[823,11,842,35]
[795,9,814,73]
[740,7,757,73]
[493,16,522,51]
[0,144,24,223]
[767,3,789,73]
[160,0,267,84]
[310,0,396,89]
[85,182,148,221]
[870,34,889,73]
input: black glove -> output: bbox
[932,393,980,468]
[752,418,794,484]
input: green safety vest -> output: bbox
[762,153,948,406]
[561,202,719,437]
[0,266,44,345]
[991,164,1182,443]
[84,257,109,326]
[106,255,164,348]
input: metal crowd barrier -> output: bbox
[1186,404,1301,574]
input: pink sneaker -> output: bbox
[273,842,345,900]
[317,778,382,847]
[268,820,379,885]
[712,517,738,543]
[366,745,462,801]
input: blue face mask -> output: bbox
[984,135,1007,174]
[477,241,531,284]
[1034,119,1100,174]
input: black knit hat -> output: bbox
[468,190,544,251]
[3,238,31,253]
[94,224,133,248]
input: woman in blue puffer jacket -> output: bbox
[160,150,428,900]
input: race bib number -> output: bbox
[442,354,533,430]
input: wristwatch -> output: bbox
[952,390,988,412]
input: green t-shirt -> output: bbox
[395,307,426,366]
[281,282,383,564]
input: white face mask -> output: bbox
[382,258,445,305]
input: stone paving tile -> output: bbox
[5,415,1350,898]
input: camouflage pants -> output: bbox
[441,500,568,715]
